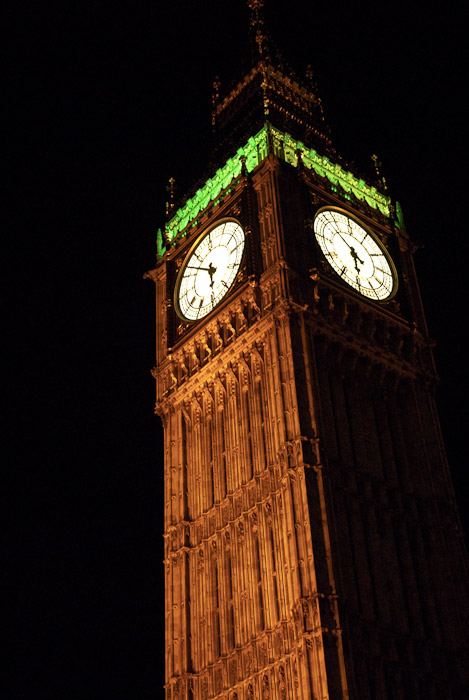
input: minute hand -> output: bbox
[335,230,354,250]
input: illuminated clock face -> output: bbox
[314,208,397,300]
[175,220,245,321]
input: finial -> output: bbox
[247,0,269,63]
[211,76,221,128]
[371,154,388,193]
[240,155,247,177]
[395,201,407,233]
[165,177,176,218]
[306,64,318,91]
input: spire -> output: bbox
[247,0,270,64]
[210,1,334,164]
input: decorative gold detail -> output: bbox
[165,177,176,218]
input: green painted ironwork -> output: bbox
[395,201,406,232]
[160,123,391,257]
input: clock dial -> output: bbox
[175,220,245,321]
[314,208,397,300]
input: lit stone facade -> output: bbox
[149,139,468,698]
[152,156,345,698]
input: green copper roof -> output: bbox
[158,123,391,257]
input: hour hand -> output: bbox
[208,262,217,285]
[186,263,218,278]
[349,246,364,272]
[186,265,213,273]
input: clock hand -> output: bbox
[208,262,217,287]
[349,246,364,273]
[186,265,214,273]
[334,231,363,267]
[334,231,363,271]
[334,230,353,250]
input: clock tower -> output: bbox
[148,3,468,698]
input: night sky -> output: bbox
[10,2,468,698]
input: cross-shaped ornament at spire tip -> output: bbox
[247,0,267,61]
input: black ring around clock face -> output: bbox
[314,208,397,300]
[175,220,245,321]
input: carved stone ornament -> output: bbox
[274,628,283,656]
[293,602,302,631]
[259,641,267,667]
[293,658,299,687]
[245,648,252,675]
[278,665,287,700]
[214,666,223,693]
[198,549,204,571]
[262,673,270,700]
[229,658,237,687]
[217,386,225,413]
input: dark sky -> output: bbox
[10,2,467,698]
